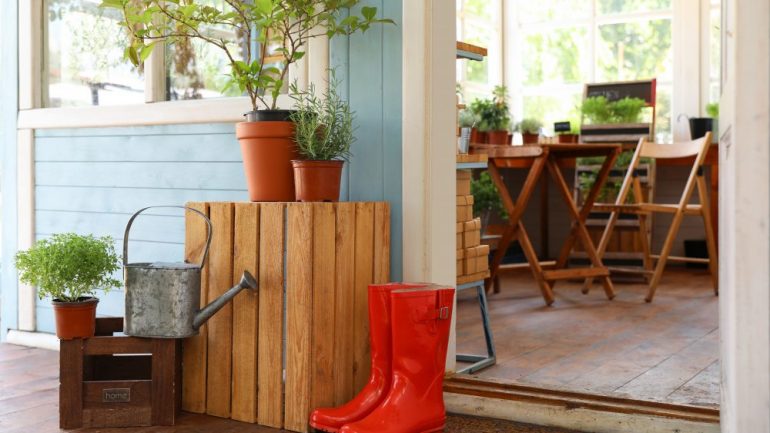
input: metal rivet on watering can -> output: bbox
[123,206,258,338]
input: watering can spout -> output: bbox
[192,271,258,331]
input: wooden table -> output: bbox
[476,144,622,306]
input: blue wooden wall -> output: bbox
[1,1,403,336]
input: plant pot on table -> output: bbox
[53,297,99,340]
[486,130,510,145]
[558,133,579,144]
[236,110,300,202]
[292,160,344,202]
[522,132,539,145]
[470,128,487,144]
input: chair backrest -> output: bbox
[638,133,711,161]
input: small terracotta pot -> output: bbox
[292,160,344,202]
[486,130,510,145]
[236,120,300,202]
[558,133,579,144]
[53,297,98,340]
[522,132,540,145]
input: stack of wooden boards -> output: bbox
[182,202,390,433]
[456,171,490,282]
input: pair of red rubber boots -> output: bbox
[310,283,455,433]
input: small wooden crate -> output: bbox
[59,318,181,429]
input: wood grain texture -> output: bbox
[284,205,314,432]
[311,204,337,410]
[231,203,259,423]
[333,203,356,404]
[373,203,391,284]
[258,204,285,428]
[353,202,375,393]
[206,202,234,418]
[59,340,84,429]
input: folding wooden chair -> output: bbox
[587,133,718,302]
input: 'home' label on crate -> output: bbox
[103,388,131,403]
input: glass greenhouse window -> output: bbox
[456,0,503,104]
[45,0,145,107]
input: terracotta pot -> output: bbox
[53,297,98,340]
[236,120,300,202]
[486,130,510,145]
[522,132,540,145]
[292,160,344,202]
[470,128,488,144]
[558,133,579,144]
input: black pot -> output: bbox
[688,117,714,140]
[244,110,296,122]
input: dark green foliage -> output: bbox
[15,233,121,303]
[471,172,508,221]
[470,85,512,132]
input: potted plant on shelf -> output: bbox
[105,0,392,202]
[15,233,121,340]
[517,118,543,145]
[289,75,353,202]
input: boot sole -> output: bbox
[421,424,445,433]
[309,422,340,433]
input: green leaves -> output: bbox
[15,233,121,303]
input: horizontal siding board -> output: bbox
[36,210,185,244]
[36,134,242,162]
[36,186,246,215]
[36,161,247,190]
[35,123,236,138]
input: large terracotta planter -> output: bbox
[470,128,487,144]
[486,130,510,145]
[292,160,344,202]
[53,297,98,340]
[236,120,299,202]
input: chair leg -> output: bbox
[697,176,719,295]
[646,209,687,302]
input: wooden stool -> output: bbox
[59,317,181,429]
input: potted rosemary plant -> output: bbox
[15,233,121,339]
[289,75,354,202]
[104,0,392,202]
[516,118,543,145]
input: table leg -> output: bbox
[485,158,548,294]
[517,222,555,305]
[546,157,615,300]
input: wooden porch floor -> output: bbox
[0,343,582,433]
[457,268,719,408]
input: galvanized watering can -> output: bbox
[123,206,258,338]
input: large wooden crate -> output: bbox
[182,202,390,433]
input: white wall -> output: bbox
[719,0,770,431]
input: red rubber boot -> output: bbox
[340,286,455,433]
[310,283,429,433]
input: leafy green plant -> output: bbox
[15,233,121,303]
[470,98,511,132]
[289,73,354,161]
[516,118,543,135]
[611,97,647,123]
[471,172,508,221]
[458,109,475,128]
[706,102,719,118]
[102,0,393,112]
[581,96,647,124]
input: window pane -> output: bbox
[598,0,672,15]
[596,19,673,82]
[523,27,589,86]
[516,0,591,25]
[709,5,721,100]
[46,0,144,107]
[166,1,246,100]
[654,84,672,143]
[522,91,582,134]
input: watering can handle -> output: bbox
[123,206,213,268]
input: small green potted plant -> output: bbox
[472,172,508,232]
[15,233,121,339]
[516,118,543,145]
[289,74,354,202]
[557,121,580,143]
[105,0,392,202]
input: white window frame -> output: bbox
[455,0,504,102]
[18,0,328,129]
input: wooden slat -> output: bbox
[353,203,375,393]
[333,203,356,405]
[206,202,235,418]
[59,340,83,429]
[83,337,152,355]
[258,204,285,428]
[152,340,180,425]
[231,203,259,423]
[182,202,209,414]
[285,205,314,432]
[373,203,391,284]
[310,204,337,411]
[542,267,610,281]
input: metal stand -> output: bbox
[455,280,496,374]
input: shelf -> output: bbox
[456,41,487,62]
[457,162,487,170]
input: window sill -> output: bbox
[17,95,294,129]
